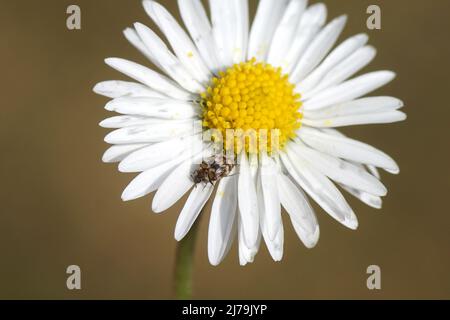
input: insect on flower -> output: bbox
[191,155,236,187]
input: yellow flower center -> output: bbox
[201,59,302,155]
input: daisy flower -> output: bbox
[94,0,406,266]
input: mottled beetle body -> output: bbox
[191,155,235,186]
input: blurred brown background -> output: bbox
[0,0,449,299]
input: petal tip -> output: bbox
[104,57,115,65]
[346,218,359,230]
[93,82,103,94]
[104,134,113,144]
[399,111,407,121]
[99,119,108,128]
[117,162,129,173]
[121,193,134,202]
[152,204,163,214]
[208,259,220,267]
[104,100,115,111]
[174,231,184,242]
[101,153,112,163]
[358,33,369,41]
[123,27,134,35]
[338,14,348,24]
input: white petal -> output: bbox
[292,219,320,249]
[260,204,284,262]
[290,15,348,83]
[281,150,358,229]
[208,174,238,266]
[277,174,319,248]
[93,80,169,99]
[99,116,192,129]
[249,153,259,179]
[259,154,281,240]
[257,166,283,261]
[105,58,193,100]
[267,0,308,67]
[233,0,249,64]
[175,184,214,241]
[257,158,284,261]
[238,226,247,265]
[121,154,194,201]
[277,174,316,234]
[118,134,202,172]
[340,184,382,209]
[237,152,259,248]
[264,230,284,262]
[247,0,289,61]
[264,228,284,262]
[102,144,148,163]
[302,46,377,99]
[303,71,396,111]
[123,27,155,62]
[290,141,387,196]
[282,3,327,72]
[177,0,221,73]
[238,214,262,266]
[320,128,396,177]
[367,165,381,179]
[134,23,205,93]
[209,0,233,68]
[312,129,388,195]
[298,126,399,173]
[152,151,210,213]
[303,96,404,120]
[105,97,199,119]
[299,33,368,94]
[104,121,200,144]
[143,0,211,84]
[221,217,237,264]
[303,110,407,127]
[209,0,249,67]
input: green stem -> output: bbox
[174,217,201,300]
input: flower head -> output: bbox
[94,0,406,266]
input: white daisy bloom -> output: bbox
[94,0,406,266]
